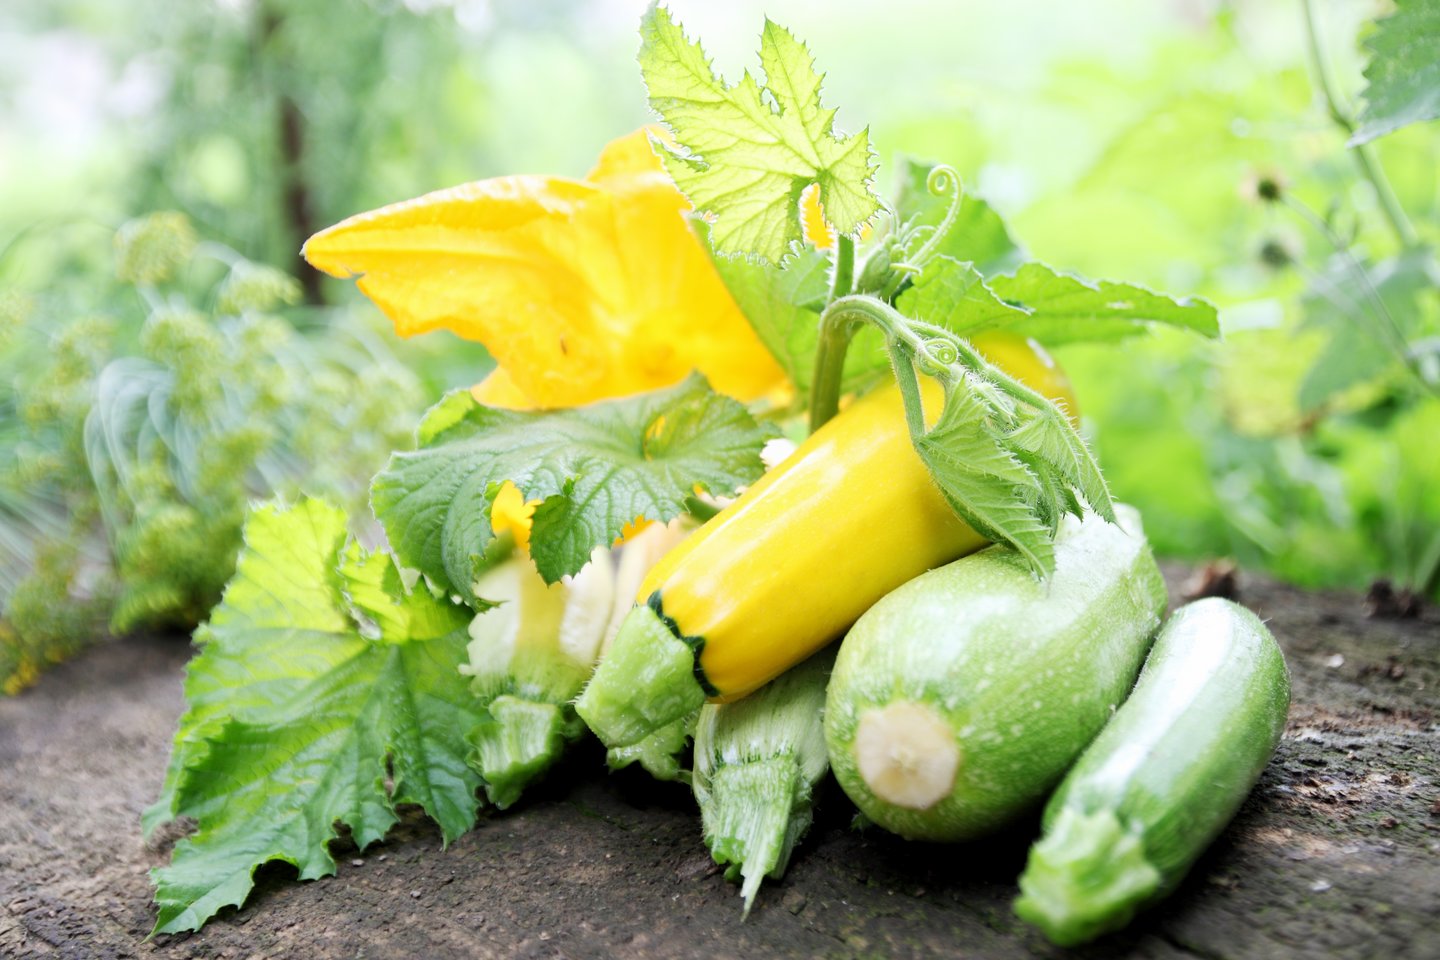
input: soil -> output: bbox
[1,562,1437,960]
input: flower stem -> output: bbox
[1299,0,1418,250]
[807,311,854,434]
[829,234,855,302]
[887,340,927,439]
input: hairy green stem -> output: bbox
[1299,0,1418,249]
[807,163,971,433]
[948,334,1048,413]
[807,236,859,434]
[887,340,927,438]
[810,294,946,432]
[811,294,1088,440]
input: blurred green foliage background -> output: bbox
[1,0,1436,686]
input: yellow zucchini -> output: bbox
[575,334,1077,776]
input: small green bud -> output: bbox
[237,315,294,355]
[51,316,116,383]
[854,244,894,296]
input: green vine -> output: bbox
[1298,0,1418,250]
[893,165,963,274]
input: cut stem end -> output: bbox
[853,701,959,810]
[574,603,706,780]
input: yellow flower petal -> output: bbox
[488,480,535,553]
[799,183,835,250]
[470,367,535,409]
[305,129,787,408]
[470,369,539,552]
[616,517,651,545]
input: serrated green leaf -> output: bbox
[701,228,888,395]
[339,538,460,641]
[143,499,355,836]
[896,255,1028,333]
[372,373,774,599]
[893,158,1023,276]
[986,263,1219,344]
[912,382,1056,577]
[148,498,481,934]
[1004,407,1116,524]
[1351,0,1440,144]
[638,6,880,261]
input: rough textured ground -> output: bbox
[1,563,1437,960]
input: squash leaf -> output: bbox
[638,5,880,261]
[899,258,1218,344]
[147,499,481,935]
[371,374,775,600]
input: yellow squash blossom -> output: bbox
[306,129,805,549]
[303,129,787,409]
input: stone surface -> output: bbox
[1,564,1437,959]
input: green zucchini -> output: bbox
[1014,597,1291,946]
[692,648,833,917]
[824,506,1166,842]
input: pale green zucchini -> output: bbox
[692,648,833,917]
[824,507,1166,841]
[1014,597,1291,946]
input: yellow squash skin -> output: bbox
[644,332,1077,702]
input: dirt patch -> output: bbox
[1,563,1437,960]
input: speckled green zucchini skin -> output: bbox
[824,507,1167,842]
[1014,597,1291,946]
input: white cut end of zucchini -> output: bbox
[853,701,959,811]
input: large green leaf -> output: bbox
[986,264,1219,343]
[899,259,1218,345]
[147,499,481,934]
[142,499,355,836]
[371,374,775,598]
[895,255,1027,334]
[898,254,1215,345]
[638,6,880,261]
